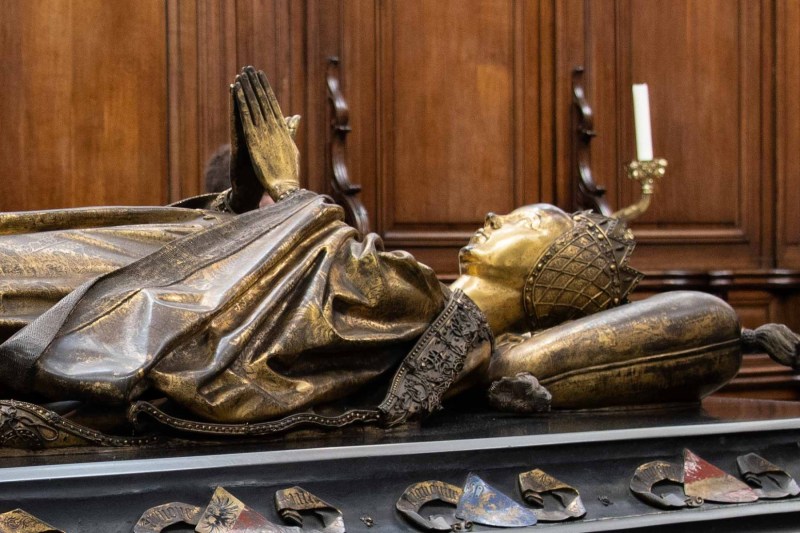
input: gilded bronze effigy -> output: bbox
[0,64,799,451]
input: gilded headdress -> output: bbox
[522,212,643,330]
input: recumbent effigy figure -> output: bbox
[0,67,796,448]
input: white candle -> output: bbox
[632,84,653,161]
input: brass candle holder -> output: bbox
[612,158,668,222]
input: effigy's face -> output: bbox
[459,204,575,286]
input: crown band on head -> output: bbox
[523,212,643,331]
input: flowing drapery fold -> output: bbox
[0,191,446,422]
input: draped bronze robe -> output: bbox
[0,191,448,423]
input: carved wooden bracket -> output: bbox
[572,67,612,216]
[327,57,370,235]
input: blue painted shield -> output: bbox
[455,473,537,527]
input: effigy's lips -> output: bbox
[683,449,758,503]
[455,472,537,527]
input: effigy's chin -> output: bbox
[488,291,742,410]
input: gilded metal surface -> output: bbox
[683,449,758,504]
[377,291,492,427]
[455,473,537,528]
[274,486,344,533]
[132,502,202,533]
[232,66,299,202]
[612,158,667,222]
[629,460,702,509]
[0,509,62,533]
[124,290,487,438]
[0,206,225,343]
[0,64,783,448]
[196,487,342,533]
[517,469,586,521]
[737,453,800,499]
[488,291,743,410]
[196,487,278,533]
[396,480,463,531]
[523,211,641,331]
[0,187,447,426]
[452,204,577,335]
[0,400,158,449]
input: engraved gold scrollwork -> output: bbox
[0,508,64,533]
[0,400,159,449]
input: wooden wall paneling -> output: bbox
[235,0,290,103]
[569,0,771,273]
[721,275,800,332]
[0,0,168,210]
[360,0,550,279]
[554,0,587,209]
[0,0,26,209]
[305,0,378,227]
[759,0,777,270]
[382,0,516,229]
[302,0,341,197]
[341,0,379,232]
[580,0,620,217]
[167,0,236,202]
[717,354,800,401]
[727,289,778,328]
[523,0,556,206]
[167,0,199,202]
[536,1,557,205]
[234,0,300,118]
[233,0,305,186]
[288,0,308,180]
[167,0,300,202]
[776,0,800,268]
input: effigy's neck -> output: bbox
[450,275,526,336]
